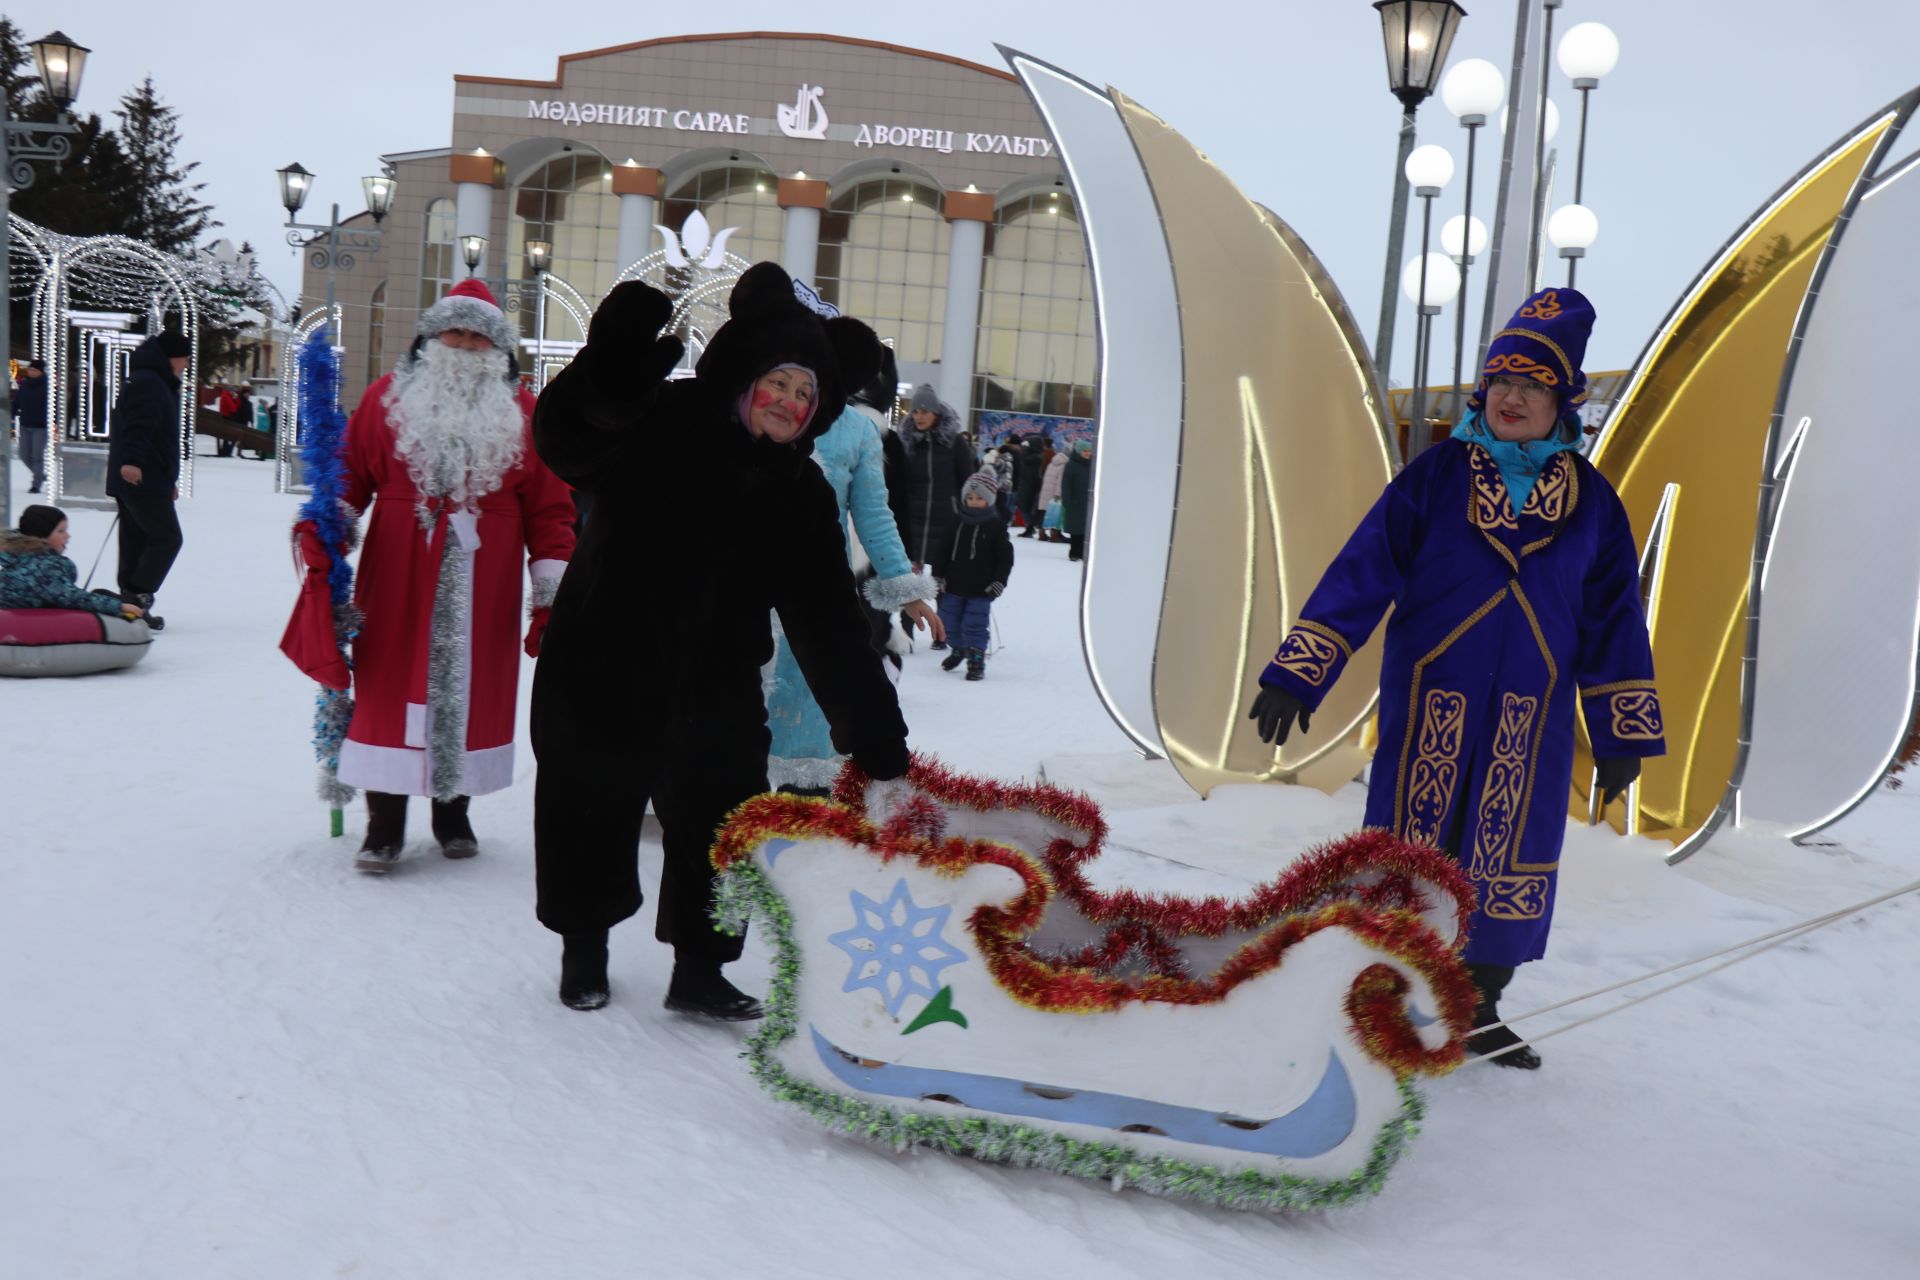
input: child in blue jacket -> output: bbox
[931,469,1014,681]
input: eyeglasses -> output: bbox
[1485,374,1556,404]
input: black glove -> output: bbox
[1595,756,1641,805]
[585,282,683,394]
[1248,686,1311,745]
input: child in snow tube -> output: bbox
[0,504,152,677]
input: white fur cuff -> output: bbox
[862,571,937,612]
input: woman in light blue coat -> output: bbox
[766,382,943,789]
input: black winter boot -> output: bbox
[941,648,965,672]
[355,791,408,873]
[431,795,479,858]
[664,958,764,1022]
[558,931,611,1011]
[132,592,165,632]
[965,648,986,681]
[1465,963,1542,1069]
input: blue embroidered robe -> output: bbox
[1259,439,1665,966]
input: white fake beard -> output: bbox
[386,342,525,513]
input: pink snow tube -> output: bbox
[0,608,153,677]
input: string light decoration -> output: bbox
[615,246,754,373]
[274,305,341,494]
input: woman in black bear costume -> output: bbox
[530,263,911,1017]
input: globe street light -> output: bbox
[1370,0,1466,393]
[1440,55,1503,427]
[1547,203,1599,287]
[2,30,92,531]
[1558,21,1620,207]
[1402,250,1462,453]
[276,163,393,345]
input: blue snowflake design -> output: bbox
[826,879,967,1017]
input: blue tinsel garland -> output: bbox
[296,332,358,806]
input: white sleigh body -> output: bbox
[714,759,1475,1210]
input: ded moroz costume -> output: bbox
[1251,288,1663,1068]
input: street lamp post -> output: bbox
[1547,203,1599,287]
[524,238,553,390]
[276,162,394,346]
[1402,251,1462,457]
[1,30,88,533]
[1441,212,1487,419]
[1404,143,1454,456]
[1557,22,1621,209]
[1439,56,1504,427]
[1370,0,1466,393]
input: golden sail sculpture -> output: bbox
[1575,99,1910,852]
[1006,51,1396,799]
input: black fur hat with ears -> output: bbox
[693,262,883,445]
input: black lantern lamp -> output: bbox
[461,235,487,274]
[276,162,313,216]
[524,239,553,275]
[361,174,397,224]
[29,31,89,109]
[1374,1,1467,110]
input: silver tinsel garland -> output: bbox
[425,534,476,803]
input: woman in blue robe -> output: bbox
[1249,288,1664,1069]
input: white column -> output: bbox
[781,205,822,287]
[938,213,988,417]
[454,180,493,279]
[616,192,656,276]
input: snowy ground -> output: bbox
[7,451,1919,1278]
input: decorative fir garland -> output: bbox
[711,761,1480,1209]
[295,332,358,810]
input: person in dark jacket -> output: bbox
[105,332,192,627]
[1013,435,1045,537]
[931,467,1014,681]
[1060,437,1095,562]
[893,383,974,572]
[0,504,145,617]
[530,262,912,1020]
[14,358,48,493]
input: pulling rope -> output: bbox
[1459,876,1920,1067]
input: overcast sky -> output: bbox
[27,1,1920,379]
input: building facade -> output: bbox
[303,32,1095,430]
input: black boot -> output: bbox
[430,795,479,859]
[355,791,407,873]
[558,931,610,1011]
[941,648,965,672]
[965,648,986,681]
[132,592,166,632]
[664,958,764,1022]
[1465,963,1542,1069]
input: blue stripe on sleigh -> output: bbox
[809,1026,1357,1158]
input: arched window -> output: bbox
[659,163,783,275]
[974,191,1096,419]
[419,198,457,312]
[815,177,951,367]
[509,152,619,338]
[365,281,387,384]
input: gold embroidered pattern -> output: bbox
[1404,690,1468,848]
[1519,455,1576,522]
[1483,875,1551,920]
[1393,587,1509,836]
[1581,678,1656,698]
[1270,627,1342,688]
[1293,618,1352,661]
[1490,327,1576,384]
[1506,583,1561,874]
[1468,692,1539,881]
[1611,690,1664,740]
[1484,352,1561,385]
[1518,292,1563,320]
[1468,446,1518,532]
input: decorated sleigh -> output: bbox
[712,757,1477,1211]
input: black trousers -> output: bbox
[532,717,767,965]
[115,491,183,599]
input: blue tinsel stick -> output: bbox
[296,333,357,815]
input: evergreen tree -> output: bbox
[113,76,217,253]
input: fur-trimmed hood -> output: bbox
[897,399,964,454]
[0,531,54,555]
[692,262,884,449]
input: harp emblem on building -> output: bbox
[778,84,830,140]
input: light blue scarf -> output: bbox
[1451,410,1582,514]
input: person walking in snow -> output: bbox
[529,263,912,1020]
[14,358,48,494]
[297,278,577,873]
[931,467,1013,681]
[1036,444,1066,543]
[105,332,192,629]
[1247,288,1663,1069]
[0,504,145,618]
[892,383,974,578]
[1013,435,1045,537]
[1059,437,1095,562]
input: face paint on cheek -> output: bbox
[753,388,780,410]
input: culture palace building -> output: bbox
[303,32,1096,438]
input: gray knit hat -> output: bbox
[961,467,1000,504]
[418,277,517,353]
[909,383,941,414]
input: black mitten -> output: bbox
[1248,686,1312,745]
[1595,756,1641,805]
[584,282,682,397]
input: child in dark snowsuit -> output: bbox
[932,469,1013,680]
[0,505,144,619]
